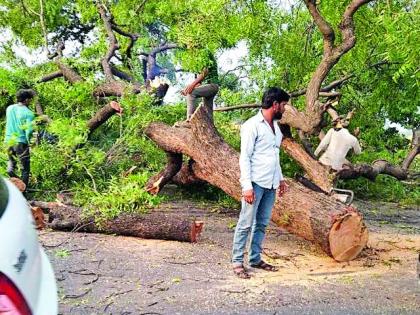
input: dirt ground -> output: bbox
[39,194,420,315]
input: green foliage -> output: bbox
[75,172,163,223]
[0,0,418,214]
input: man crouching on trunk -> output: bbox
[232,87,289,279]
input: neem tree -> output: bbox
[0,1,418,260]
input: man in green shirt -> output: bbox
[181,51,219,122]
[4,89,36,188]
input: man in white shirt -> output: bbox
[232,87,289,279]
[314,120,362,171]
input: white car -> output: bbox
[0,177,57,315]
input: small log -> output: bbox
[32,202,204,243]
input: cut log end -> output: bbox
[145,176,164,195]
[190,221,204,243]
[9,177,26,192]
[329,212,368,262]
[31,207,46,230]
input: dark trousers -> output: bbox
[7,143,30,187]
[186,84,219,122]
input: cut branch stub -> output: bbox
[87,101,123,137]
[145,152,183,194]
[145,105,368,261]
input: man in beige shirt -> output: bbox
[314,120,361,171]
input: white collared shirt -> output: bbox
[239,110,284,191]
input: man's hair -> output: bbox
[261,87,290,109]
[16,89,35,103]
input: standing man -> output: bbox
[232,87,289,279]
[181,51,219,122]
[4,89,36,189]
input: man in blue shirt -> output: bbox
[4,89,36,189]
[232,87,290,279]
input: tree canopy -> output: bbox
[0,0,418,215]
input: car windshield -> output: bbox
[0,177,9,218]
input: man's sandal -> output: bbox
[233,265,251,279]
[250,260,278,272]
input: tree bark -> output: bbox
[145,105,368,261]
[56,61,83,83]
[402,129,419,170]
[281,137,332,192]
[31,201,204,243]
[92,81,142,97]
[145,152,183,194]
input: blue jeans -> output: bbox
[232,182,276,266]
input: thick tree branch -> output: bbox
[337,160,408,181]
[303,0,335,53]
[111,22,139,60]
[87,101,123,137]
[145,152,183,194]
[38,71,63,83]
[402,129,419,170]
[56,61,83,83]
[142,43,179,82]
[150,43,179,56]
[97,3,119,81]
[43,41,83,83]
[214,91,340,113]
[336,0,373,55]
[301,0,374,134]
[111,65,135,82]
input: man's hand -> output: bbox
[278,180,289,198]
[181,83,197,96]
[242,189,255,204]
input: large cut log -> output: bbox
[145,105,368,261]
[31,201,204,243]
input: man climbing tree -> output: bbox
[314,118,362,171]
[181,50,219,121]
[4,89,36,190]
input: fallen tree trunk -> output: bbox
[31,201,204,243]
[145,105,368,261]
